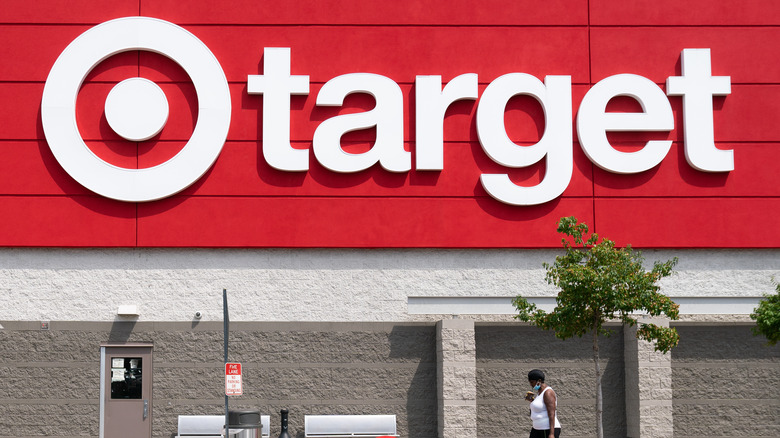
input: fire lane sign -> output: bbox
[225,362,242,396]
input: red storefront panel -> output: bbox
[0,26,138,82]
[0,25,590,83]
[138,0,589,25]
[0,138,598,203]
[0,196,136,246]
[590,0,780,26]
[0,141,89,195]
[593,143,780,198]
[590,27,780,84]
[596,198,780,248]
[162,26,591,84]
[137,197,595,247]
[0,83,45,140]
[0,1,777,247]
[0,0,138,24]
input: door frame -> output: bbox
[99,343,154,438]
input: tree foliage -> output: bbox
[513,216,680,352]
[751,281,780,346]
[513,216,680,438]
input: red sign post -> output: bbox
[225,362,242,396]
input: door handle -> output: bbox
[143,399,148,420]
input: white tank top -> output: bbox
[530,386,561,430]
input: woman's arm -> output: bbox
[543,388,557,437]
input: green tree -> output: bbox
[750,281,780,346]
[513,216,680,438]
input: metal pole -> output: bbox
[223,289,229,437]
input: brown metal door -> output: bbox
[103,346,152,438]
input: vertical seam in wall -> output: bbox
[587,0,597,233]
[136,39,141,246]
[135,136,139,243]
[136,48,140,187]
[135,138,139,242]
[136,0,141,246]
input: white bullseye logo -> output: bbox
[105,77,170,142]
[41,16,231,202]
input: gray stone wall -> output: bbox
[2,320,779,438]
[0,321,437,438]
[475,324,626,438]
[0,324,103,437]
[671,324,780,438]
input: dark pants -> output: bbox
[529,427,561,438]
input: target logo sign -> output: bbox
[41,17,231,202]
[41,17,732,207]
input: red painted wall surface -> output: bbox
[0,0,778,247]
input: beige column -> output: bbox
[437,318,477,438]
[624,317,674,438]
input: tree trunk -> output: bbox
[593,329,604,438]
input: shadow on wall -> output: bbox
[389,324,438,438]
[673,325,778,361]
[475,324,626,438]
[671,325,780,437]
[108,319,138,343]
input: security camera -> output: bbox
[194,311,203,319]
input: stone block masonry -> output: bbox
[0,321,438,438]
[671,324,780,438]
[475,324,626,438]
[437,318,477,438]
[0,248,775,323]
[0,320,778,437]
[624,317,673,438]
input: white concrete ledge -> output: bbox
[408,296,764,315]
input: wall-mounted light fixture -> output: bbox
[117,305,139,317]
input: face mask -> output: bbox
[533,382,541,391]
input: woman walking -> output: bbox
[524,369,561,438]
